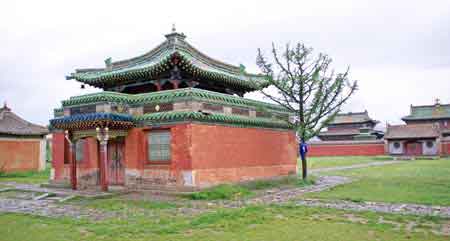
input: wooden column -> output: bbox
[69,142,77,190]
[99,140,108,191]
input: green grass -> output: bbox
[73,197,177,211]
[306,156,392,170]
[306,158,450,206]
[187,184,253,200]
[186,176,315,200]
[0,163,50,184]
[0,205,448,241]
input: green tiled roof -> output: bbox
[67,32,266,92]
[402,104,450,121]
[330,111,377,125]
[135,111,292,129]
[61,88,290,114]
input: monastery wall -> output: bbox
[0,137,45,172]
[308,140,385,157]
[442,139,450,156]
[189,123,298,188]
[124,125,192,189]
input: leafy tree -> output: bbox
[254,43,358,179]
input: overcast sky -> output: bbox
[1,0,449,127]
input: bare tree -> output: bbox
[254,42,358,179]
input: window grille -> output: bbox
[148,131,171,161]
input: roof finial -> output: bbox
[2,101,10,111]
[435,98,441,106]
[172,23,176,33]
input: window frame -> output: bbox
[146,129,172,163]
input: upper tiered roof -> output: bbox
[67,28,266,94]
[329,111,378,125]
[402,100,450,121]
[385,123,441,139]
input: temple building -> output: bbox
[385,99,450,156]
[49,29,297,191]
[0,103,48,172]
[317,111,383,141]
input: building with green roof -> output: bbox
[317,111,383,141]
[49,28,298,191]
[386,99,450,157]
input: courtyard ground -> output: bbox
[307,155,392,170]
[0,157,449,240]
[305,158,450,206]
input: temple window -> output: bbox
[75,139,85,162]
[426,141,434,148]
[393,142,401,149]
[148,131,171,161]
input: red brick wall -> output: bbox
[79,137,98,169]
[124,125,192,186]
[309,141,385,156]
[52,124,298,188]
[442,141,450,156]
[190,124,298,187]
[125,125,191,171]
[0,138,42,172]
[52,133,98,181]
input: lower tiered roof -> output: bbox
[50,88,293,131]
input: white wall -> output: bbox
[388,140,404,155]
[422,140,438,155]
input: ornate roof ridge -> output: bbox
[49,112,134,131]
[411,103,450,108]
[402,102,450,120]
[135,110,292,129]
[71,32,254,77]
[61,88,290,113]
[330,110,378,125]
[335,110,369,116]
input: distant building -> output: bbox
[385,99,450,156]
[0,103,48,172]
[317,111,383,141]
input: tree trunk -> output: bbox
[301,153,307,179]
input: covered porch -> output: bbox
[50,113,134,191]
